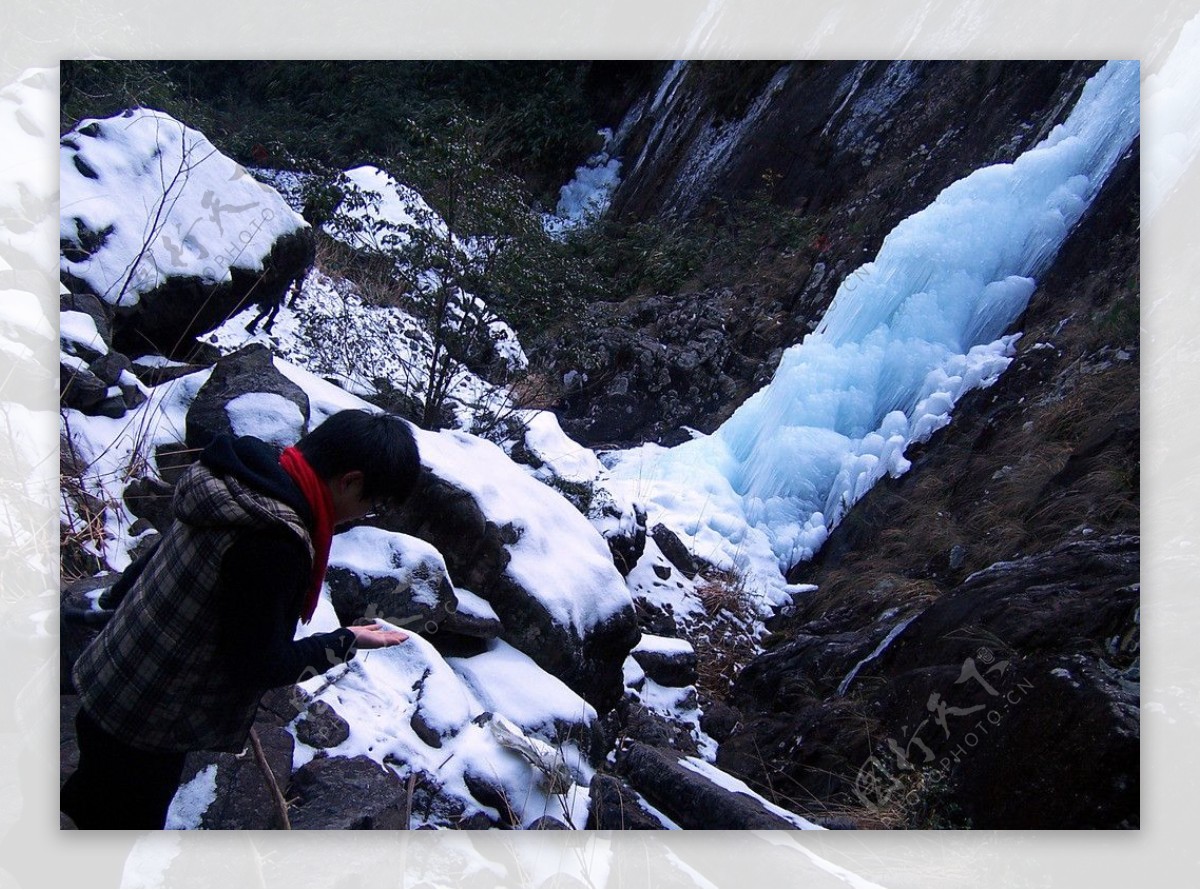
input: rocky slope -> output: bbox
[718,141,1139,828]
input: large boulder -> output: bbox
[388,428,640,713]
[185,343,310,449]
[60,109,313,362]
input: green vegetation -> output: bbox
[568,170,819,299]
[60,60,652,206]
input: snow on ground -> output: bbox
[603,60,1141,612]
[163,765,218,830]
[60,108,306,306]
[294,598,592,828]
[203,266,514,431]
[624,537,707,625]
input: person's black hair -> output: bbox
[296,410,421,505]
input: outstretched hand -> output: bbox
[347,623,409,649]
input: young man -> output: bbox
[61,409,422,829]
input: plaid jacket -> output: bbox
[73,457,322,753]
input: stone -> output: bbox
[877,536,1139,676]
[60,292,114,347]
[410,709,444,749]
[600,504,646,578]
[288,755,407,830]
[259,685,309,726]
[185,343,310,449]
[122,475,176,533]
[528,816,570,830]
[134,358,210,388]
[463,770,518,827]
[389,466,639,714]
[652,525,700,582]
[88,350,134,386]
[631,641,697,688]
[154,441,197,485]
[585,773,668,829]
[60,362,108,412]
[93,394,128,418]
[295,701,351,750]
[616,741,803,830]
[698,698,741,743]
[324,529,459,637]
[180,723,295,830]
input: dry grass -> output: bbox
[792,568,938,628]
[690,567,766,701]
[59,469,110,582]
[312,231,403,310]
[508,368,562,411]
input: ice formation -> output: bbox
[604,61,1140,608]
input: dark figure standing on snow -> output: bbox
[245,181,338,336]
[245,267,306,335]
[62,409,421,829]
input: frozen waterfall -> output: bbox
[602,60,1140,610]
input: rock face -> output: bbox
[612,60,1098,231]
[722,539,1139,829]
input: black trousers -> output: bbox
[61,707,187,829]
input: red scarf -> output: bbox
[279,446,334,624]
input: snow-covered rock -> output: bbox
[391,427,640,711]
[325,526,461,634]
[60,108,313,359]
[184,343,309,449]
